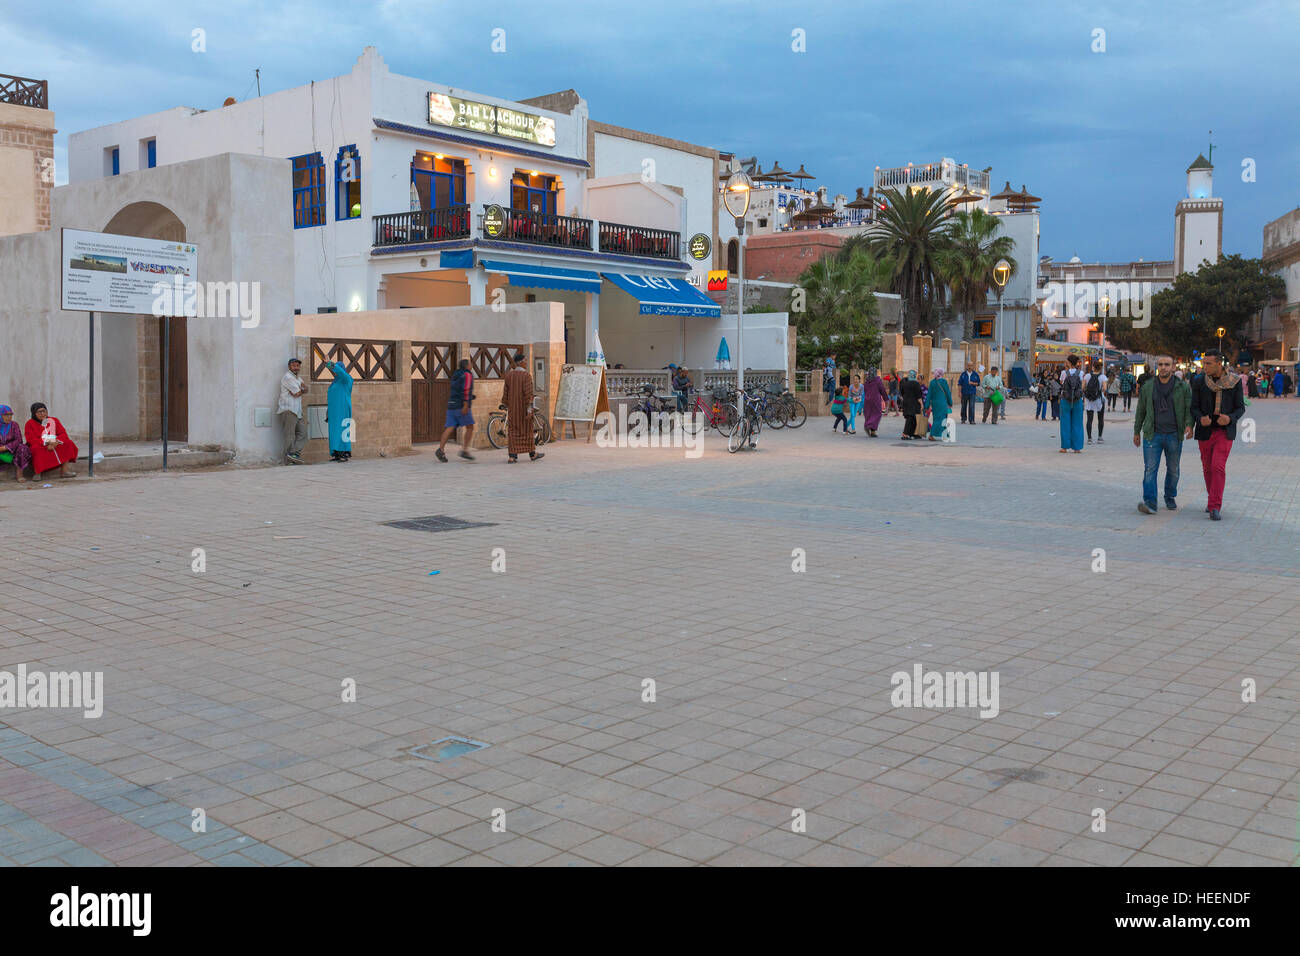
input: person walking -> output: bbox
[980,366,1004,424]
[1188,349,1243,520]
[847,374,864,435]
[925,369,954,441]
[887,369,901,416]
[1106,367,1120,412]
[502,351,543,463]
[823,354,838,406]
[325,359,353,462]
[436,358,477,462]
[1133,355,1192,515]
[1245,366,1260,398]
[958,363,980,424]
[861,368,888,437]
[1083,361,1107,443]
[1119,366,1137,411]
[278,357,308,464]
[1058,354,1085,453]
[830,386,850,433]
[899,371,924,439]
[1272,367,1285,400]
[1033,369,1050,420]
[1048,370,1061,420]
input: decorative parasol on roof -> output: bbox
[991,180,1019,202]
[845,187,873,209]
[790,164,815,183]
[766,160,792,182]
[947,186,982,207]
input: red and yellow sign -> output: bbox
[707,270,728,291]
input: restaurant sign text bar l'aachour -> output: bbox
[427,93,557,148]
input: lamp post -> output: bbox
[1099,294,1110,369]
[1216,326,1226,357]
[993,258,1010,375]
[723,169,753,410]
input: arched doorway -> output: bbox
[727,238,739,276]
[103,202,188,443]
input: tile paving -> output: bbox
[0,397,1297,865]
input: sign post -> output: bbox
[61,229,199,478]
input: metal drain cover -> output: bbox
[383,515,497,533]
[408,736,490,762]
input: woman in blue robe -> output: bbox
[924,368,954,442]
[326,360,353,461]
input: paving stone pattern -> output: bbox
[0,399,1297,866]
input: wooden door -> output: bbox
[411,342,456,443]
[158,316,188,442]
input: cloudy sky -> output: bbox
[4,0,1295,261]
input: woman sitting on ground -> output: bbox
[0,405,31,482]
[24,403,78,479]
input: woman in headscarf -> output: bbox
[24,403,77,478]
[860,368,889,437]
[925,369,954,442]
[0,405,31,482]
[326,359,353,462]
[899,370,924,439]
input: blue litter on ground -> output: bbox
[427,570,440,575]
[408,736,489,762]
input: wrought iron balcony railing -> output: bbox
[0,73,48,109]
[598,221,680,260]
[373,205,471,247]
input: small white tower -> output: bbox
[1174,153,1222,274]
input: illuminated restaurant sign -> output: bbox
[427,93,557,148]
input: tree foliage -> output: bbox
[935,208,1017,340]
[868,186,953,337]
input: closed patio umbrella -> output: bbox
[716,337,731,369]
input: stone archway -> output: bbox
[102,201,188,442]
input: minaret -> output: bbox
[1174,153,1223,274]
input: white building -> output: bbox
[67,47,749,370]
[1175,154,1223,275]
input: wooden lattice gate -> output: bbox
[411,342,457,443]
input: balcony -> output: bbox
[373,205,471,247]
[598,221,679,260]
[486,206,592,250]
[372,202,682,260]
[0,72,48,109]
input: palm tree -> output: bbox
[868,186,953,337]
[789,248,889,368]
[935,208,1017,341]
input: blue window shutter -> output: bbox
[147,140,156,168]
[111,148,119,176]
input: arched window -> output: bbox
[335,146,361,220]
[727,238,739,276]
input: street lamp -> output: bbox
[1098,294,1110,369]
[723,169,753,407]
[993,258,1010,378]
[1216,326,1226,354]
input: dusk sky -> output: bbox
[4,0,1296,262]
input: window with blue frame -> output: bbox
[410,152,466,210]
[109,147,120,176]
[291,152,326,228]
[335,145,361,220]
[147,139,156,168]
[511,171,557,215]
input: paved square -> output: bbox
[2,399,1297,866]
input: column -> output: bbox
[584,291,600,363]
[467,268,487,306]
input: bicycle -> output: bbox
[486,404,551,449]
[625,385,677,435]
[727,386,763,452]
[767,379,807,428]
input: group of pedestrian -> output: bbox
[435,351,543,464]
[278,356,353,464]
[1244,366,1294,398]
[1133,349,1242,520]
[831,368,889,437]
[0,402,78,482]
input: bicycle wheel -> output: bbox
[727,417,749,453]
[762,402,785,428]
[721,403,741,434]
[784,399,807,428]
[532,411,551,446]
[681,403,705,436]
[486,414,508,449]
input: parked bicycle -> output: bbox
[625,384,677,435]
[683,387,740,436]
[767,379,807,427]
[727,386,764,452]
[486,403,551,449]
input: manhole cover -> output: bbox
[408,736,490,762]
[987,767,1047,789]
[383,515,497,533]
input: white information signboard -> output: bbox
[60,228,198,316]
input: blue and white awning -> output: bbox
[602,272,721,318]
[480,259,602,294]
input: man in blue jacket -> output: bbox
[958,363,980,424]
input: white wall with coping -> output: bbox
[598,304,789,373]
[0,152,293,460]
[591,131,713,247]
[293,301,562,344]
